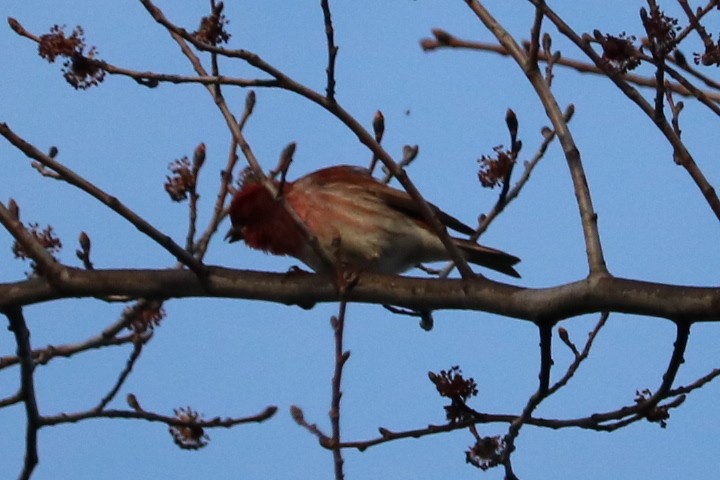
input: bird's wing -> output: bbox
[298,165,476,235]
[373,183,476,235]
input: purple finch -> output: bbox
[226,165,520,277]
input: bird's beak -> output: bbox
[224,226,244,243]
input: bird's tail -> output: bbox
[453,239,521,278]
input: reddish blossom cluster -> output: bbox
[594,31,641,74]
[12,223,63,275]
[429,366,479,422]
[164,157,196,202]
[169,407,209,450]
[465,435,505,471]
[194,2,231,45]
[11,223,62,260]
[122,301,166,334]
[164,144,205,202]
[478,146,514,189]
[38,25,105,89]
[641,4,680,57]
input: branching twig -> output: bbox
[499,322,553,475]
[42,404,278,428]
[525,0,720,223]
[291,404,333,445]
[465,0,608,276]
[527,1,544,66]
[94,337,147,411]
[548,312,609,395]
[0,124,207,276]
[421,29,720,103]
[437,105,573,279]
[0,331,144,370]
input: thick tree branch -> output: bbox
[1,267,719,323]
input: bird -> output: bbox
[225,165,520,277]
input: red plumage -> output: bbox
[226,165,520,277]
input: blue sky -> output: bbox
[2,1,719,479]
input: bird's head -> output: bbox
[225,182,271,241]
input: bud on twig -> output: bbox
[558,327,579,356]
[373,110,385,144]
[193,143,206,173]
[8,198,20,220]
[401,145,419,165]
[432,28,453,45]
[272,142,296,193]
[542,33,552,53]
[290,405,305,424]
[505,108,519,144]
[127,393,143,412]
[76,230,94,270]
[245,90,256,115]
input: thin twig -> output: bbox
[194,139,240,257]
[0,332,144,370]
[42,404,278,428]
[499,322,553,474]
[527,1,544,66]
[329,300,350,480]
[547,312,609,395]
[320,0,339,102]
[94,337,147,411]
[668,367,720,397]
[4,307,40,480]
[526,0,720,224]
[437,104,573,279]
[0,390,23,408]
[674,0,719,45]
[421,30,720,103]
[656,321,691,397]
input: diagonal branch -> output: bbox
[0,201,65,283]
[0,123,206,276]
[526,0,720,224]
[464,0,608,276]
[94,336,148,411]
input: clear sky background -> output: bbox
[2,1,719,479]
